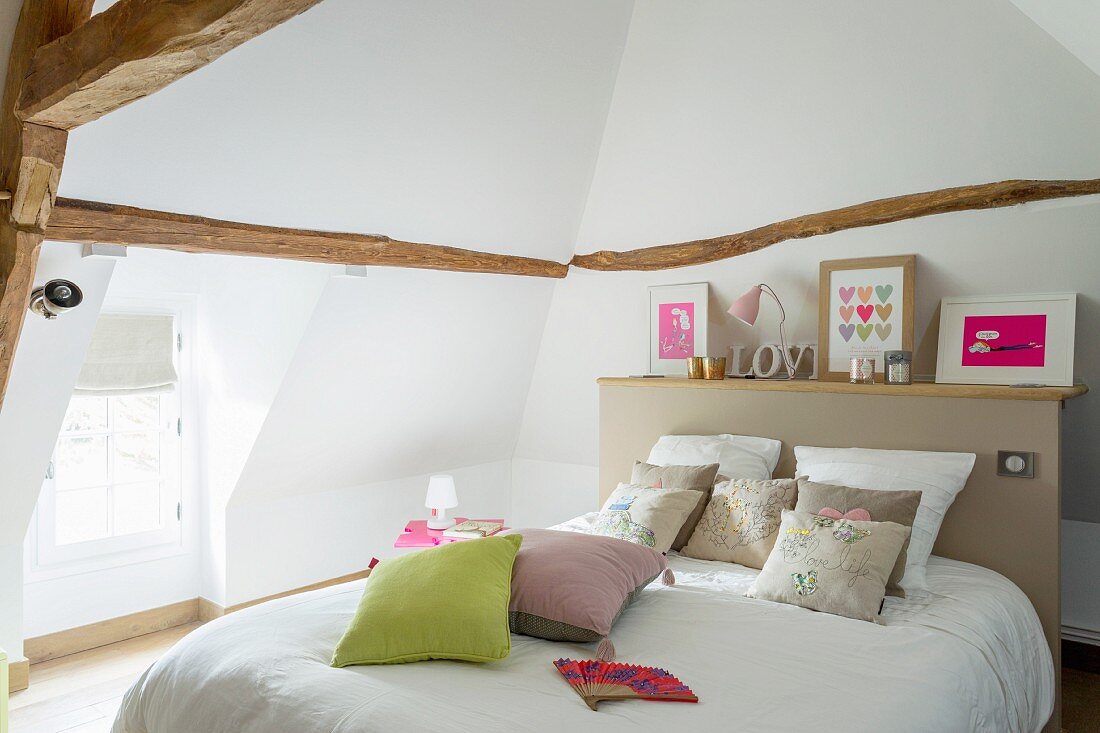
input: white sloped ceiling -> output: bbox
[56,0,634,504]
[63,0,634,263]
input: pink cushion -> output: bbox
[504,528,666,639]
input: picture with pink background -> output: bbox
[960,314,1047,367]
[658,302,695,359]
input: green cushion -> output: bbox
[331,533,522,666]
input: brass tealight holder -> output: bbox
[702,357,727,380]
[687,356,705,379]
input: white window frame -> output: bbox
[25,293,196,581]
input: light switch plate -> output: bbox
[997,451,1035,478]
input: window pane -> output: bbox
[61,397,107,433]
[114,432,160,483]
[113,481,161,536]
[113,395,160,432]
[55,436,109,491]
[55,487,108,545]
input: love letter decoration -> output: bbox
[818,256,915,382]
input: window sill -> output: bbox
[24,540,190,584]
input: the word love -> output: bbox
[728,343,817,379]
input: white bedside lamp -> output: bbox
[425,474,458,530]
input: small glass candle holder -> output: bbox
[702,357,727,380]
[884,350,913,385]
[850,357,875,384]
[687,356,705,379]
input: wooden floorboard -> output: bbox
[9,622,202,733]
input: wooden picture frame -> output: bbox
[818,256,915,381]
[935,292,1076,387]
[648,283,709,375]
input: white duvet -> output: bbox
[114,518,1053,733]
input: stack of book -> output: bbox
[442,520,504,539]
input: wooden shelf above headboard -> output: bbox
[597,377,1088,402]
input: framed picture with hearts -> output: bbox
[818,255,915,381]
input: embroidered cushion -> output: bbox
[794,479,921,598]
[679,478,798,569]
[504,528,667,659]
[630,461,719,550]
[747,510,911,623]
[593,484,701,554]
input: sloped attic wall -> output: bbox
[514,0,1100,629]
[49,0,634,605]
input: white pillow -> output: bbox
[647,434,781,481]
[793,446,976,592]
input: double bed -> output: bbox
[114,516,1053,733]
[114,379,1068,732]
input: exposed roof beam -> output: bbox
[17,0,325,130]
[0,1,96,409]
[571,178,1100,271]
[46,198,570,278]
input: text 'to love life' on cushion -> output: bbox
[794,479,921,598]
[504,528,670,660]
[331,533,522,667]
[747,510,910,623]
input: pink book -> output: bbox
[394,518,506,548]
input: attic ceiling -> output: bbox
[1009,0,1100,79]
[63,0,635,263]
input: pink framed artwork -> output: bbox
[648,283,708,375]
[936,293,1076,386]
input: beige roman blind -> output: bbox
[74,314,178,396]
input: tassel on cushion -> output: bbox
[662,567,676,586]
[596,637,616,661]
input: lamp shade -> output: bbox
[425,474,458,509]
[728,285,763,326]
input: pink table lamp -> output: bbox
[728,284,796,379]
[425,474,458,530]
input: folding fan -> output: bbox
[553,658,698,711]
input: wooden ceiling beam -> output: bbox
[46,198,570,279]
[571,178,1100,271]
[0,1,96,409]
[16,0,326,130]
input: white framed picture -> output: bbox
[648,283,708,375]
[935,292,1076,386]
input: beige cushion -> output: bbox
[594,484,702,554]
[794,479,921,598]
[748,510,911,623]
[679,478,798,569]
[630,461,720,550]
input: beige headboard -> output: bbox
[599,377,1080,728]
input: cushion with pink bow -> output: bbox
[817,507,872,522]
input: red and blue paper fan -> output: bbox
[553,658,698,711]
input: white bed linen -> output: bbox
[114,517,1053,733]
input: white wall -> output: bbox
[104,249,333,606]
[19,249,332,637]
[226,460,511,605]
[516,0,1100,624]
[0,244,116,658]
